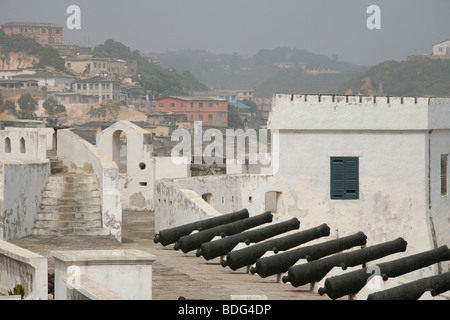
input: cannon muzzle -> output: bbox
[223,223,331,271]
[367,272,450,300]
[174,211,273,253]
[154,209,249,246]
[282,237,408,288]
[320,245,450,300]
[197,217,300,260]
[251,231,367,278]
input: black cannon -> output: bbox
[320,245,450,300]
[282,237,408,288]
[251,231,368,279]
[173,211,273,253]
[222,223,331,271]
[196,217,300,260]
[154,209,249,246]
[367,271,450,300]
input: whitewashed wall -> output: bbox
[97,121,155,211]
[57,129,122,241]
[155,174,279,232]
[0,161,50,241]
[0,240,48,300]
[268,94,450,277]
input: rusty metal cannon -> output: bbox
[282,237,408,288]
[196,217,300,260]
[222,223,331,271]
[250,231,367,278]
[367,272,450,300]
[173,211,273,253]
[154,209,249,246]
[319,245,450,300]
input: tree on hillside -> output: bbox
[228,104,243,128]
[43,98,66,115]
[1,100,16,113]
[93,39,138,60]
[0,31,65,70]
[18,93,38,113]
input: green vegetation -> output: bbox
[92,39,209,99]
[87,102,120,120]
[227,103,243,128]
[1,100,16,113]
[339,59,450,97]
[156,47,364,97]
[8,284,25,299]
[0,30,65,70]
[43,98,66,115]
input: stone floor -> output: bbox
[11,210,329,300]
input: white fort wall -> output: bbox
[268,94,450,275]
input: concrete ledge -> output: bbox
[52,249,157,300]
[0,240,48,300]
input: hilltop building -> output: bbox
[1,22,63,45]
[65,55,137,79]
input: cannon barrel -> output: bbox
[223,223,331,271]
[251,231,367,278]
[367,272,450,300]
[320,245,450,300]
[197,217,300,260]
[154,209,249,246]
[173,211,273,253]
[282,237,408,288]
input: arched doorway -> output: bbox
[112,130,127,173]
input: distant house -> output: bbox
[73,76,121,103]
[432,39,450,56]
[155,96,228,127]
[0,79,38,91]
[65,55,137,78]
[12,70,75,90]
[193,89,254,103]
[1,22,63,45]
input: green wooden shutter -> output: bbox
[331,157,359,200]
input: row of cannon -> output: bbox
[153,209,450,300]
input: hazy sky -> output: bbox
[0,0,449,66]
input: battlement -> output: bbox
[273,94,437,105]
[269,94,450,131]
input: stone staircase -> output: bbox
[32,151,109,236]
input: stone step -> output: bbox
[34,219,102,229]
[44,182,99,192]
[31,226,110,236]
[48,173,97,184]
[35,211,102,221]
[42,190,101,199]
[39,204,101,213]
[51,166,68,174]
[46,149,57,158]
[40,196,101,206]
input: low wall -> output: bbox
[0,160,50,241]
[155,174,278,232]
[57,129,122,242]
[52,249,157,300]
[0,128,51,161]
[0,240,48,300]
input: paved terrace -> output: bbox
[11,211,328,300]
